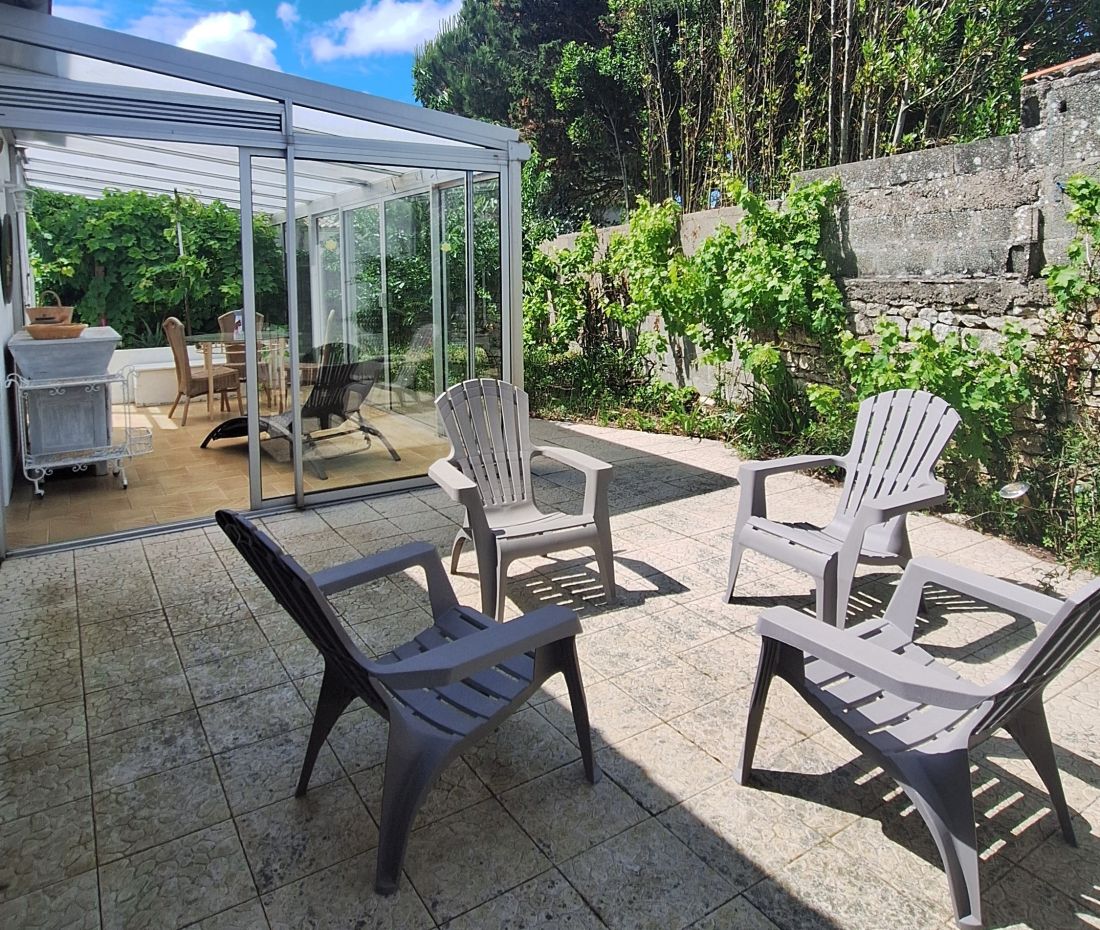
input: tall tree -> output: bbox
[417,0,1093,224]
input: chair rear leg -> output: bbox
[168,393,182,419]
[725,539,746,602]
[297,667,356,797]
[449,531,467,575]
[1005,700,1077,845]
[738,636,781,784]
[897,751,983,929]
[557,638,601,784]
[182,394,192,427]
[375,725,449,894]
[593,534,617,605]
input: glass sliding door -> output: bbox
[235,151,508,509]
[472,174,503,379]
[348,204,382,358]
[240,154,294,504]
[439,183,468,386]
[315,211,343,345]
[383,191,434,413]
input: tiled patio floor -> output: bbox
[1,421,1098,930]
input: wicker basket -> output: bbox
[25,323,88,340]
[25,291,75,325]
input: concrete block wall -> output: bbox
[540,56,1100,404]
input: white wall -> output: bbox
[1,130,23,513]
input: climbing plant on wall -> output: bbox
[28,188,285,348]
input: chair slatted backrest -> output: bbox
[215,510,381,707]
[437,379,533,507]
[393,324,436,393]
[301,343,368,423]
[217,310,265,370]
[162,317,192,394]
[836,390,960,521]
[971,579,1100,741]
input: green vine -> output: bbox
[692,177,845,361]
[29,189,285,348]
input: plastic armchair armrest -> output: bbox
[738,454,847,479]
[736,455,847,524]
[857,482,948,525]
[885,557,1064,630]
[429,458,480,506]
[312,541,440,596]
[369,605,582,689]
[534,445,612,477]
[756,606,991,710]
[535,445,612,518]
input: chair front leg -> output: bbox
[375,720,451,894]
[550,638,601,785]
[894,750,982,929]
[449,530,467,575]
[832,540,861,628]
[738,636,784,784]
[493,551,512,622]
[725,538,747,603]
[734,469,769,528]
[592,529,616,605]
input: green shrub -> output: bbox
[807,319,1033,475]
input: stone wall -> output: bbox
[542,55,1100,401]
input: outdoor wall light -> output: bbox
[999,481,1031,506]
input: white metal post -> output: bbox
[238,149,263,510]
[502,155,524,386]
[464,171,476,380]
[283,106,305,507]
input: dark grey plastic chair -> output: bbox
[726,389,960,626]
[215,508,600,894]
[738,556,1100,928]
[430,378,615,620]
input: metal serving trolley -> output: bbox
[6,369,153,498]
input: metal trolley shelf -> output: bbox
[6,369,153,498]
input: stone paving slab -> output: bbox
[0,420,1097,929]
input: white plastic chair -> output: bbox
[430,378,616,620]
[726,389,960,626]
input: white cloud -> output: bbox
[53,4,111,28]
[50,2,284,73]
[125,2,201,45]
[310,0,462,61]
[179,11,281,70]
[276,2,299,28]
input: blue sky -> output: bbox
[53,1,462,104]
